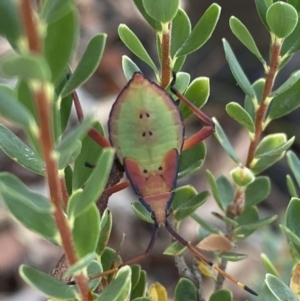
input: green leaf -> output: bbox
[268,77,300,120]
[64,165,73,196]
[142,0,179,23]
[171,9,191,57]
[68,148,114,217]
[0,173,51,212]
[173,55,186,72]
[0,125,44,175]
[209,289,233,301]
[206,170,224,211]
[265,274,298,301]
[0,85,36,128]
[17,80,38,123]
[163,241,186,256]
[41,0,74,23]
[72,122,104,190]
[226,102,255,133]
[244,78,265,121]
[255,134,293,158]
[63,252,96,278]
[245,176,270,207]
[287,175,298,198]
[44,6,78,83]
[288,0,300,12]
[176,4,221,57]
[170,71,190,95]
[55,116,94,170]
[236,215,277,231]
[251,152,285,174]
[130,270,147,300]
[254,0,270,30]
[87,260,103,292]
[234,206,259,238]
[179,77,210,120]
[174,278,197,301]
[73,204,100,258]
[281,17,300,56]
[131,201,153,224]
[20,265,76,299]
[132,298,150,301]
[0,54,51,81]
[280,224,300,248]
[286,198,300,254]
[206,171,234,211]
[61,34,107,97]
[229,17,265,66]
[96,209,112,256]
[266,2,298,38]
[261,253,279,277]
[270,71,300,98]
[223,39,256,99]
[132,0,161,31]
[287,151,300,187]
[217,176,234,209]
[131,265,141,291]
[213,118,240,164]
[100,247,122,272]
[122,56,141,81]
[172,186,197,210]
[191,213,221,235]
[0,175,57,239]
[230,166,255,187]
[0,1,22,50]
[178,142,206,177]
[174,191,209,221]
[118,24,158,73]
[218,252,247,262]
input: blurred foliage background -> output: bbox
[0,0,299,300]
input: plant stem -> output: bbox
[246,42,281,167]
[161,23,171,88]
[216,40,282,291]
[20,1,92,300]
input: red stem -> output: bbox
[20,1,92,300]
[161,23,171,88]
[246,42,281,167]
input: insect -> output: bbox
[73,72,257,296]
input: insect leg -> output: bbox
[164,220,258,296]
[170,72,215,151]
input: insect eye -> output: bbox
[158,166,163,171]
[146,113,150,117]
[143,169,148,173]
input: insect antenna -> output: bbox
[164,220,258,296]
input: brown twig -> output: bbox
[19,1,92,300]
[216,40,282,291]
[161,23,171,88]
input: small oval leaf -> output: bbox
[176,4,221,57]
[226,102,255,133]
[20,265,76,299]
[266,2,298,38]
[223,39,256,99]
[118,24,158,73]
[61,34,107,97]
[142,0,179,23]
